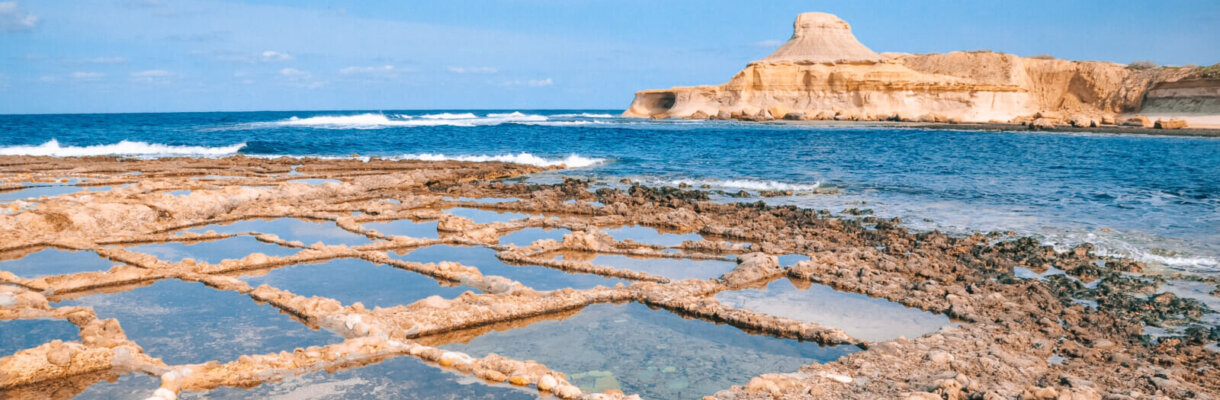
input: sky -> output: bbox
[1,0,1218,114]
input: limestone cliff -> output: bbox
[624,12,1219,126]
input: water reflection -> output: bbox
[498,227,570,246]
[0,248,116,278]
[186,218,372,247]
[395,246,627,291]
[239,258,466,308]
[363,219,439,239]
[554,252,737,281]
[0,319,79,356]
[179,355,535,400]
[443,303,857,399]
[444,207,532,224]
[605,226,701,246]
[126,236,297,264]
[57,279,341,365]
[715,277,952,342]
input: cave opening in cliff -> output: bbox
[638,91,677,115]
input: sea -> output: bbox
[1,110,1217,276]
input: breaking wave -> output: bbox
[395,152,606,168]
[552,113,617,118]
[249,112,550,129]
[666,178,822,192]
[0,139,246,157]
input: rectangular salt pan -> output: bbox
[176,354,536,399]
[498,227,570,246]
[442,303,857,400]
[0,319,80,356]
[557,253,738,281]
[362,219,439,239]
[444,207,532,224]
[186,218,372,247]
[125,236,298,264]
[395,245,627,291]
[605,226,702,246]
[0,185,112,202]
[57,279,341,365]
[239,258,467,309]
[715,278,953,342]
[0,248,117,278]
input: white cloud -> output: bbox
[260,50,293,62]
[279,68,310,78]
[750,39,783,48]
[70,71,104,80]
[0,2,38,33]
[339,65,401,80]
[131,69,171,83]
[340,65,394,74]
[502,78,553,87]
[448,66,498,74]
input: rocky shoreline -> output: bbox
[0,156,1217,399]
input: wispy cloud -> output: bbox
[279,68,323,88]
[501,78,553,87]
[448,66,498,74]
[70,71,104,81]
[0,1,38,33]
[131,69,171,83]
[280,68,309,78]
[339,65,401,80]
[259,50,293,62]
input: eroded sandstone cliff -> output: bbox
[624,12,1219,127]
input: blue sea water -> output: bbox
[1,110,1217,274]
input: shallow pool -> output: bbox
[442,302,857,399]
[178,354,535,400]
[0,248,116,278]
[57,279,341,365]
[395,245,627,291]
[240,258,467,308]
[715,277,953,342]
[125,236,298,264]
[186,218,372,247]
[555,252,738,281]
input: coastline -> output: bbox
[709,118,1220,138]
[1,156,1216,399]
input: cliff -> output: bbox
[624,12,1219,127]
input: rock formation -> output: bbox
[624,12,1220,126]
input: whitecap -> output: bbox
[418,112,478,120]
[667,178,822,192]
[0,139,246,158]
[552,113,617,118]
[395,152,606,168]
[238,112,550,129]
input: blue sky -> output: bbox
[1,0,1217,114]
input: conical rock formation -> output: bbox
[762,12,881,64]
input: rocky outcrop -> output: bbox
[624,12,1219,125]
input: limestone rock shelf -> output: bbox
[624,12,1220,127]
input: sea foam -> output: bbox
[0,139,246,158]
[552,113,617,118]
[262,112,549,129]
[396,152,606,168]
[667,178,822,192]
